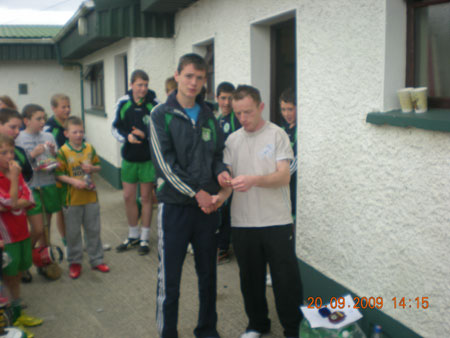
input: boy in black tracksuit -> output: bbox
[150,54,228,338]
[112,70,158,255]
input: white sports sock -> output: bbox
[140,227,150,241]
[128,225,140,239]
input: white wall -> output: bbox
[174,0,449,336]
[0,60,81,117]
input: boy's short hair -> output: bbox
[216,82,235,97]
[64,116,83,130]
[50,93,70,108]
[130,70,149,84]
[0,96,18,111]
[0,108,22,124]
[177,53,207,74]
[0,133,15,148]
[22,104,45,120]
[279,88,296,105]
[232,85,262,105]
[165,76,177,94]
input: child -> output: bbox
[0,134,43,336]
[279,88,297,221]
[15,104,60,253]
[44,94,71,248]
[112,69,157,255]
[0,108,33,183]
[56,116,109,279]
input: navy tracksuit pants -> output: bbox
[156,203,220,338]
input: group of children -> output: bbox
[0,94,109,337]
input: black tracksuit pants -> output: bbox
[232,224,303,337]
[156,203,220,338]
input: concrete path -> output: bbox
[21,175,285,338]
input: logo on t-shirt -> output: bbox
[259,144,275,159]
[223,123,230,133]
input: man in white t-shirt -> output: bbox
[218,85,303,338]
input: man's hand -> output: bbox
[45,141,56,155]
[9,160,22,178]
[218,171,233,188]
[127,126,145,144]
[131,126,145,138]
[196,189,215,212]
[31,144,45,158]
[127,133,142,144]
[231,175,255,192]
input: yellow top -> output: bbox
[56,142,100,206]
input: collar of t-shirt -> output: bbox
[184,103,200,124]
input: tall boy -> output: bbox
[112,70,157,255]
[150,53,229,338]
[215,82,240,264]
[279,88,297,221]
[56,116,109,279]
[44,94,71,245]
[0,134,43,335]
[16,104,60,253]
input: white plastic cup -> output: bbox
[411,87,428,113]
[397,88,414,113]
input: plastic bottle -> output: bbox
[370,325,383,338]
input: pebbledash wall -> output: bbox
[170,0,448,337]
[0,61,81,117]
[80,38,174,187]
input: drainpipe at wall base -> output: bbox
[54,44,85,126]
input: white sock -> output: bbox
[140,227,150,241]
[128,225,140,239]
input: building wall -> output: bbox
[174,0,449,336]
[0,60,81,117]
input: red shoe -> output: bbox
[93,263,110,273]
[69,263,82,279]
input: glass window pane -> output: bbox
[414,3,450,98]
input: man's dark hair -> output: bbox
[22,104,45,120]
[0,108,22,124]
[279,88,296,105]
[130,69,149,83]
[232,85,262,105]
[177,53,207,74]
[216,82,235,97]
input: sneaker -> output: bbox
[217,249,230,265]
[92,263,110,273]
[21,270,32,283]
[69,263,82,279]
[138,240,150,255]
[13,324,34,338]
[240,331,262,338]
[116,237,140,252]
[14,313,43,327]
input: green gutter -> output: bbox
[54,44,85,126]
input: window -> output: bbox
[407,0,450,108]
[85,62,105,110]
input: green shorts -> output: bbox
[3,238,32,276]
[121,159,156,184]
[28,185,62,216]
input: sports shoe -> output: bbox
[21,270,32,283]
[13,324,33,338]
[92,263,110,273]
[240,331,262,338]
[116,237,140,252]
[138,240,150,255]
[69,263,82,279]
[14,313,43,327]
[217,249,230,265]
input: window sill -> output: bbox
[366,109,450,133]
[85,108,107,118]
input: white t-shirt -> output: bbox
[224,121,293,228]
